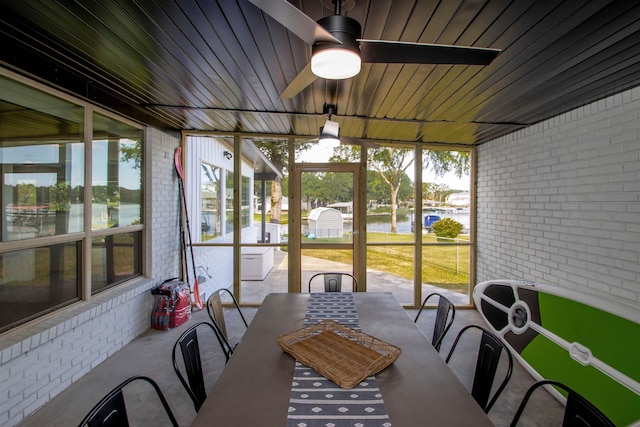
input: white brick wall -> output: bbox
[0,128,181,426]
[148,128,182,280]
[0,279,158,426]
[477,86,640,303]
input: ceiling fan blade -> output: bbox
[341,136,380,149]
[300,137,320,144]
[247,0,339,45]
[279,63,318,98]
[359,40,500,65]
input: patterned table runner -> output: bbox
[286,293,392,427]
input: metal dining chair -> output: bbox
[414,292,456,352]
[77,375,178,427]
[445,324,513,413]
[510,380,615,427]
[172,321,225,412]
[308,272,358,292]
[206,288,248,362]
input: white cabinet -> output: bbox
[241,247,274,280]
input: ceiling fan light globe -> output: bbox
[311,48,361,79]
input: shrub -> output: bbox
[431,217,464,240]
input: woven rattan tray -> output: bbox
[277,319,401,389]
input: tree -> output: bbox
[300,172,322,211]
[422,182,438,203]
[253,139,312,224]
[120,139,143,192]
[366,171,388,204]
[319,172,352,203]
[17,183,36,206]
[397,171,414,202]
[424,150,470,178]
[367,148,414,232]
[422,150,469,204]
[368,170,413,205]
[334,146,415,232]
[422,182,453,203]
[432,217,464,241]
[335,146,470,233]
[120,140,142,170]
[252,140,287,224]
[49,182,71,211]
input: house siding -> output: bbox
[477,87,640,303]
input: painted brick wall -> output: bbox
[0,281,155,426]
[147,128,182,281]
[477,87,640,303]
[0,128,181,426]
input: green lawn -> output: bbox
[303,232,470,293]
[255,212,288,223]
[255,213,469,293]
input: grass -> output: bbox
[255,212,469,293]
[302,231,470,293]
[254,212,288,223]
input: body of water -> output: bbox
[364,210,470,234]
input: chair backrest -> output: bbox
[414,292,456,352]
[206,288,248,361]
[510,380,615,427]
[445,324,513,413]
[172,321,223,412]
[78,375,178,427]
[308,272,358,292]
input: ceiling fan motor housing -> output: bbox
[313,15,361,57]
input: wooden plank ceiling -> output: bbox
[1,0,639,146]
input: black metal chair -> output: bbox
[510,380,615,427]
[77,375,178,427]
[206,288,248,362]
[308,272,358,292]
[445,324,513,413]
[414,292,456,352]
[172,321,225,412]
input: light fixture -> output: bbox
[311,15,362,80]
[318,103,341,148]
[319,120,340,148]
[311,49,361,79]
[223,150,233,160]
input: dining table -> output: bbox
[191,292,493,426]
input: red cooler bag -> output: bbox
[151,278,192,330]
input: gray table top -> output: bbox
[191,292,493,427]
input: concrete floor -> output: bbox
[235,250,474,306]
[18,298,564,427]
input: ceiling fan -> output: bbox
[247,0,501,98]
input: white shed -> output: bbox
[308,207,343,238]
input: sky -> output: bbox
[429,170,470,192]
[297,144,470,192]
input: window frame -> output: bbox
[0,68,145,332]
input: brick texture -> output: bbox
[477,87,640,303]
